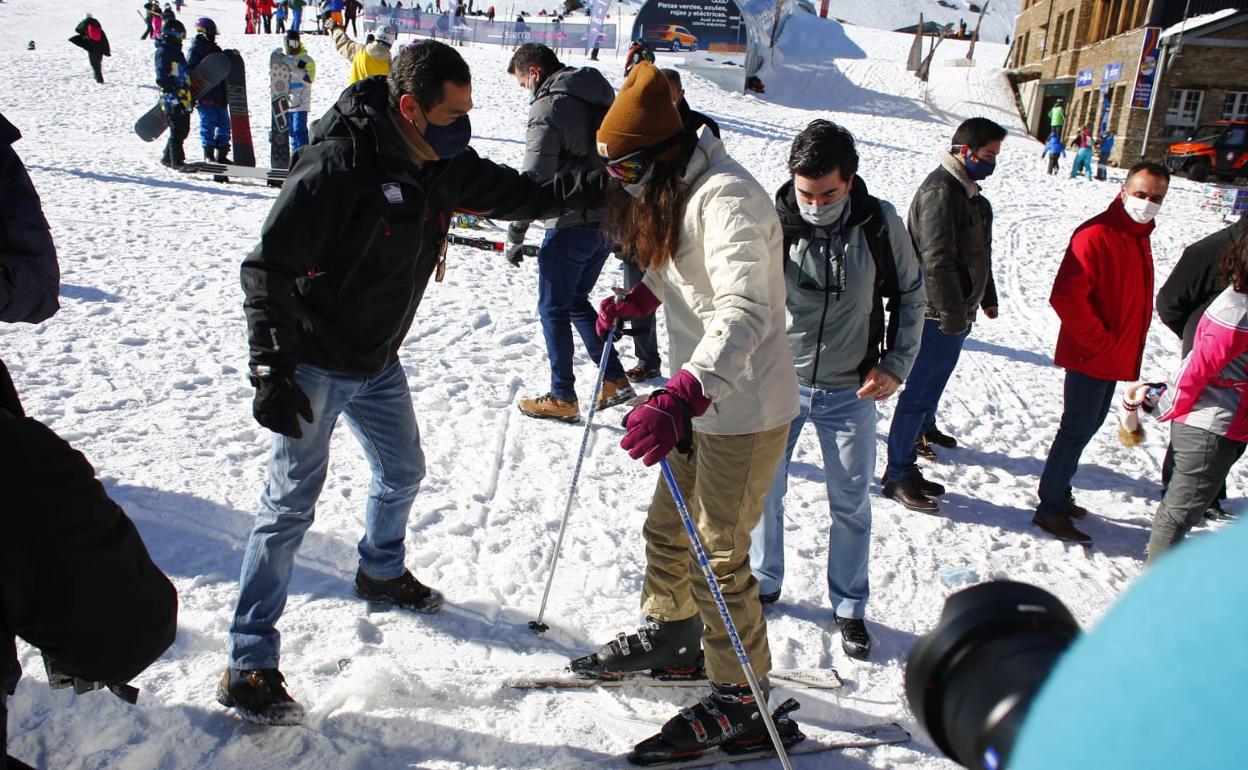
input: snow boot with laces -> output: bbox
[570,614,703,678]
[354,568,444,613]
[217,667,306,725]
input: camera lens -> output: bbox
[905,581,1080,769]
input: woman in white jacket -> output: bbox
[573,62,799,762]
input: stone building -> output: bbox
[1010,0,1248,167]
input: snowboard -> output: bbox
[269,49,293,170]
[180,162,288,185]
[507,667,842,691]
[622,718,909,768]
[225,50,256,167]
[134,52,231,142]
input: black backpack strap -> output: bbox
[861,198,901,352]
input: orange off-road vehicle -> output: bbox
[1165,120,1248,182]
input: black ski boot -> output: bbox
[216,667,305,726]
[216,145,231,164]
[570,615,703,679]
[207,146,228,182]
[629,682,803,765]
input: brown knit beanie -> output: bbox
[596,61,684,161]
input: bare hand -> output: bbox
[983,306,999,320]
[856,367,901,401]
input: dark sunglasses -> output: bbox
[602,131,688,185]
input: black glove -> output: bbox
[297,60,307,69]
[251,371,314,438]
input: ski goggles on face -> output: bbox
[602,132,687,185]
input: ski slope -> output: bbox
[0,0,1241,768]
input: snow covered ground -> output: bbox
[0,0,1241,768]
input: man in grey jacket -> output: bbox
[882,117,1004,514]
[505,44,632,423]
[750,120,925,660]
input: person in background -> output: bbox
[882,117,1004,514]
[1048,98,1065,137]
[1148,227,1248,561]
[345,0,363,35]
[141,0,161,39]
[1069,126,1093,181]
[660,67,719,138]
[71,14,111,84]
[256,0,275,33]
[750,120,925,660]
[275,1,288,34]
[280,31,316,155]
[331,18,394,82]
[504,43,631,422]
[1034,162,1170,546]
[1156,217,1248,521]
[289,0,306,32]
[154,18,192,169]
[188,17,231,164]
[1096,130,1115,179]
[1042,129,1065,175]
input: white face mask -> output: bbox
[798,194,848,228]
[1121,194,1162,224]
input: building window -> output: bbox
[1110,85,1126,132]
[1163,89,1205,139]
[1053,16,1066,53]
[1062,9,1075,49]
[1224,92,1248,122]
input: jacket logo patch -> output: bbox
[597,141,609,158]
[382,183,403,204]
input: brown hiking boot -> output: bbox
[597,376,636,409]
[915,435,937,461]
[217,667,305,726]
[518,393,580,423]
[1033,514,1092,545]
[626,363,661,383]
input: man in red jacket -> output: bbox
[1034,161,1170,545]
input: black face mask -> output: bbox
[423,114,471,159]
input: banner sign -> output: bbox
[363,6,616,50]
[585,0,612,52]
[1076,69,1094,87]
[631,0,747,54]
[1130,27,1161,110]
[1101,61,1122,83]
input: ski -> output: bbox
[620,719,909,769]
[506,667,841,691]
[446,234,539,257]
[224,50,256,167]
[180,162,288,184]
[269,48,293,170]
[134,51,231,142]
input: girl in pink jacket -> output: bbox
[1149,228,1248,561]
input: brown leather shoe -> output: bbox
[915,436,937,461]
[1067,498,1089,519]
[882,471,945,497]
[1033,514,1092,545]
[882,476,939,513]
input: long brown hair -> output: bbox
[602,144,695,271]
[1220,223,1248,293]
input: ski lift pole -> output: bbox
[657,458,794,770]
[529,325,622,634]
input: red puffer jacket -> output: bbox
[1050,195,1156,381]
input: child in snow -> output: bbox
[279,31,316,154]
[188,17,231,164]
[154,19,192,168]
[1042,130,1066,175]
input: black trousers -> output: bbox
[88,51,104,83]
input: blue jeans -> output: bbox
[196,104,231,150]
[537,225,623,401]
[1036,369,1116,518]
[750,385,875,618]
[229,361,426,669]
[289,110,309,153]
[886,319,969,481]
[291,7,302,30]
[1070,147,1094,180]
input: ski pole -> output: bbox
[529,325,620,634]
[657,458,794,770]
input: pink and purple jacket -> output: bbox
[1157,286,1248,442]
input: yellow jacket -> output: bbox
[333,28,391,84]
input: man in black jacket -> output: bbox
[0,112,60,417]
[881,117,1004,513]
[1156,217,1248,518]
[225,40,606,726]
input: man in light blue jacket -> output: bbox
[751,120,925,660]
